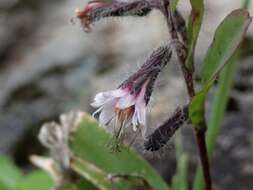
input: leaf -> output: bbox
[189,78,215,128]
[78,180,99,190]
[201,9,252,84]
[16,171,53,190]
[71,157,113,190]
[242,0,250,9]
[0,156,22,190]
[177,155,188,190]
[71,157,151,190]
[61,179,99,190]
[192,50,239,190]
[173,133,189,190]
[193,4,251,190]
[186,0,204,70]
[69,114,170,190]
[189,9,251,129]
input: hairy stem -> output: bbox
[162,1,212,190]
[163,0,195,98]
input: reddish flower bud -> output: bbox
[75,0,162,32]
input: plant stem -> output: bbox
[195,130,212,190]
[163,0,195,98]
[162,1,212,190]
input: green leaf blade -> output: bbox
[193,50,239,190]
[201,9,252,84]
[69,114,170,190]
[186,0,204,70]
[16,171,53,190]
[189,79,214,128]
[0,156,22,190]
[190,9,251,130]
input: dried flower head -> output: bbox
[38,111,84,171]
[32,111,85,188]
[91,43,172,137]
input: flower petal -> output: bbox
[136,102,146,126]
[136,80,149,104]
[91,89,127,107]
[132,110,138,127]
[98,100,116,125]
[91,92,111,107]
[116,93,135,109]
[111,88,128,97]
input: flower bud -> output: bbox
[75,0,162,32]
[144,105,188,151]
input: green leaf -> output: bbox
[71,157,113,190]
[72,157,150,190]
[193,4,251,190]
[201,9,252,84]
[61,179,99,190]
[174,133,188,190]
[0,155,22,190]
[69,114,170,190]
[16,171,53,190]
[177,155,188,190]
[189,78,215,128]
[190,9,251,129]
[242,0,250,9]
[78,180,99,190]
[186,0,204,70]
[192,48,239,190]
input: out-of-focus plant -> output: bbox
[0,155,53,190]
[1,0,251,190]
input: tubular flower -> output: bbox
[144,105,188,151]
[75,0,163,32]
[91,43,172,136]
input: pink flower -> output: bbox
[91,43,173,136]
[91,80,148,133]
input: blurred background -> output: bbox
[0,0,253,189]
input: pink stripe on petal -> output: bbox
[136,102,146,126]
[136,80,149,104]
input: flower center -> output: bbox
[114,106,135,125]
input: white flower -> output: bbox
[91,81,148,133]
[91,42,172,137]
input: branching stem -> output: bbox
[162,1,212,190]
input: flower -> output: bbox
[91,43,172,137]
[91,80,148,131]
